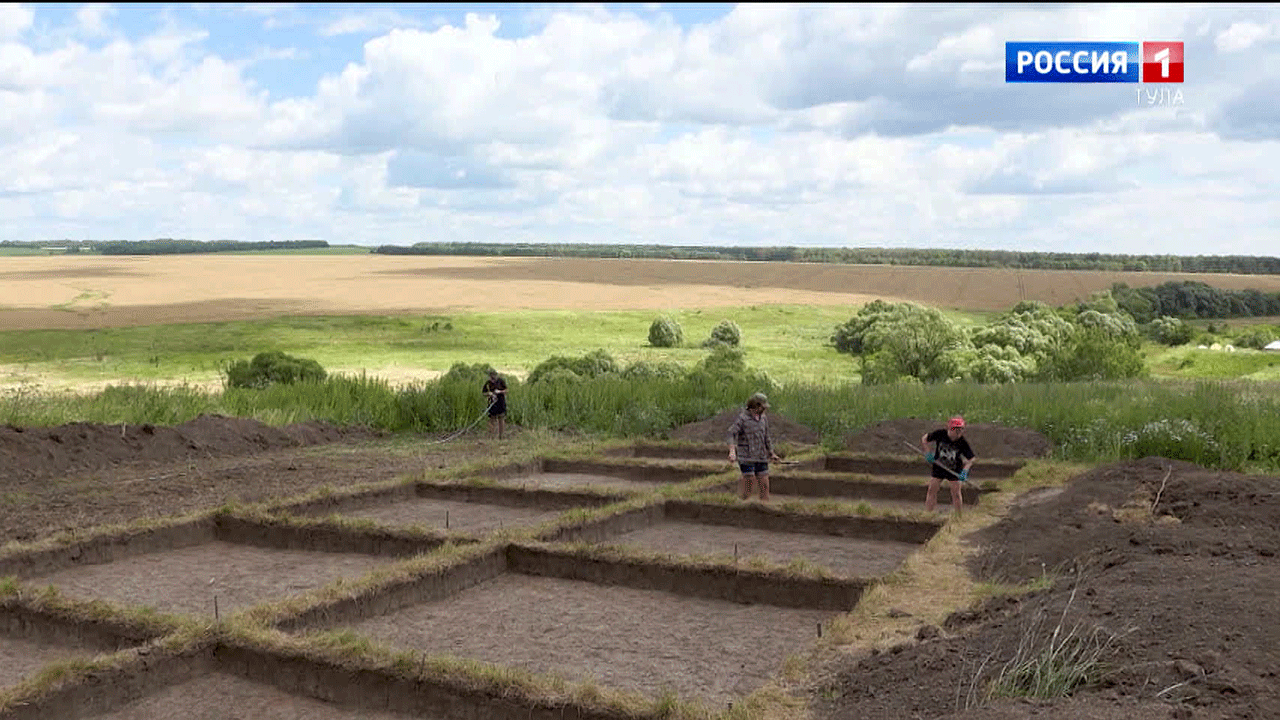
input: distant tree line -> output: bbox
[0,240,329,255]
[1109,281,1280,322]
[95,239,330,255]
[371,242,1280,275]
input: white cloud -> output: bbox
[0,2,33,39]
[1,3,1278,256]
[320,8,422,37]
[1216,21,1277,52]
[75,3,115,37]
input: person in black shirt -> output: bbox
[482,369,508,440]
[920,416,975,516]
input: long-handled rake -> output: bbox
[901,440,967,481]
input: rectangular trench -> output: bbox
[0,640,646,720]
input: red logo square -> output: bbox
[1142,41,1184,83]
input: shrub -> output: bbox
[621,361,686,381]
[1148,316,1195,346]
[224,351,326,389]
[1234,327,1276,350]
[537,367,584,385]
[440,362,496,384]
[703,320,742,348]
[648,317,684,348]
[526,349,619,384]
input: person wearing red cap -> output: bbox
[919,416,975,516]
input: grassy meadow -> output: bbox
[1,305,959,389]
[3,254,1280,472]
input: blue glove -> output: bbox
[958,468,969,482]
[925,452,935,464]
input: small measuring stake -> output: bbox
[214,595,219,622]
[445,510,449,529]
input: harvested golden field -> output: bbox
[3,254,1280,330]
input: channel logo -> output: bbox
[1005,41,1183,83]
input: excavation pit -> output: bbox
[1,638,673,720]
[277,481,621,537]
[603,440,742,462]
[817,453,1026,479]
[273,543,865,708]
[478,458,722,495]
[84,672,421,720]
[538,499,941,579]
[0,601,164,692]
[1,516,448,620]
[335,571,835,708]
[705,469,983,507]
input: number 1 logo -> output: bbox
[1142,41,1184,83]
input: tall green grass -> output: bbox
[4,371,1278,472]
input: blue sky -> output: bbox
[2,3,1278,255]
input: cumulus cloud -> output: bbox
[1,3,1278,255]
[75,3,115,37]
[1211,76,1280,141]
[0,2,33,38]
[320,8,422,37]
[1215,21,1277,52]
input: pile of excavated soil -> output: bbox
[0,414,385,484]
[667,408,821,446]
[812,456,1280,720]
[844,418,1053,459]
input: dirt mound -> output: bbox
[844,418,1053,459]
[0,415,385,484]
[667,408,821,446]
[812,457,1280,720]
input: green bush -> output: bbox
[648,317,684,348]
[526,349,619,384]
[703,320,742,348]
[621,360,686,381]
[1148,316,1194,346]
[440,362,496,384]
[224,351,326,389]
[1234,327,1276,350]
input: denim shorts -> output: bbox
[738,461,769,475]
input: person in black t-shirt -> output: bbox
[920,416,975,516]
[482,369,508,440]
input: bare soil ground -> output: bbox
[88,671,422,720]
[0,416,495,545]
[3,416,1277,720]
[28,541,404,618]
[607,521,921,578]
[486,471,669,494]
[341,572,835,707]
[668,408,822,446]
[339,497,567,535]
[811,457,1280,720]
[0,635,93,688]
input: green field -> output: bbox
[2,305,982,388]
